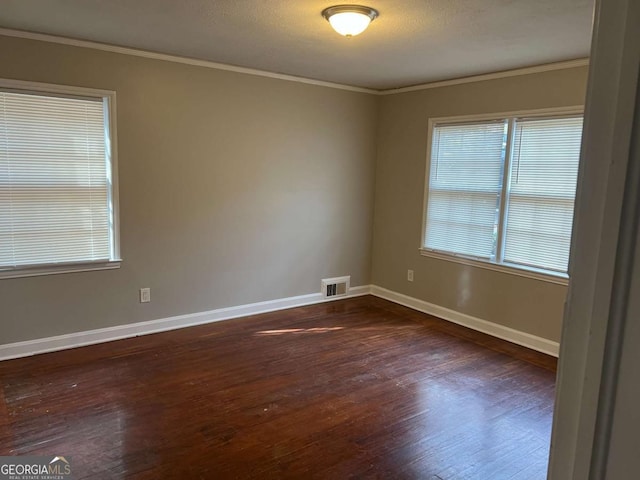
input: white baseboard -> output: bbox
[0,285,371,361]
[370,285,559,357]
[0,284,559,361]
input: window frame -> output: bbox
[0,78,121,280]
[420,106,584,286]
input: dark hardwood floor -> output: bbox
[0,295,557,479]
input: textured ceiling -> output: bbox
[0,0,594,90]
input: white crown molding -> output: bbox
[0,285,372,361]
[379,58,591,95]
[370,285,559,357]
[0,27,376,95]
[1,27,588,96]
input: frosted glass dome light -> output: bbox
[322,5,379,37]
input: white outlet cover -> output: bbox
[140,288,151,303]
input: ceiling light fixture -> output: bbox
[322,5,379,38]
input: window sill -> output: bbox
[418,248,569,286]
[0,260,122,280]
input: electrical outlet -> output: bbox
[407,269,414,282]
[140,287,151,303]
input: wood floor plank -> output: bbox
[0,295,556,479]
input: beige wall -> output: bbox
[371,66,589,342]
[0,35,378,344]
[0,33,589,347]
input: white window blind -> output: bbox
[0,90,114,271]
[422,110,583,279]
[425,121,506,259]
[503,116,583,272]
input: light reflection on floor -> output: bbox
[254,326,345,336]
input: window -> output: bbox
[422,108,583,283]
[0,79,120,279]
